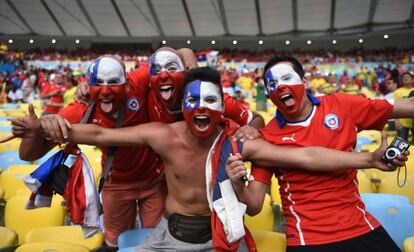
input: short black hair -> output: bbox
[182,67,224,99]
[263,56,305,80]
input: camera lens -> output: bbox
[385,148,399,159]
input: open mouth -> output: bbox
[100,99,113,113]
[193,115,211,131]
[159,85,173,100]
[280,93,295,107]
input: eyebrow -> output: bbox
[280,73,292,79]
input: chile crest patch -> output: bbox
[128,98,140,112]
[324,113,340,130]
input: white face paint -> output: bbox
[89,57,125,85]
[265,63,302,91]
[183,81,223,112]
[151,51,185,75]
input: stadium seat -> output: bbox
[0,165,36,200]
[1,103,20,110]
[356,136,373,151]
[250,229,286,252]
[0,116,12,121]
[378,176,414,204]
[245,194,274,232]
[361,193,411,206]
[118,247,136,252]
[0,151,31,171]
[0,125,11,132]
[365,202,414,249]
[270,176,281,206]
[404,236,414,252]
[0,187,4,199]
[357,171,376,193]
[117,228,154,249]
[15,242,89,252]
[0,226,17,247]
[25,226,104,250]
[5,195,65,244]
[0,137,22,154]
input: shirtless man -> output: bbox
[6,67,405,252]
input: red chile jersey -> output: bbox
[251,93,393,246]
[147,90,253,125]
[59,65,163,183]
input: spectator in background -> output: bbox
[339,70,349,85]
[41,72,65,115]
[21,73,35,103]
[255,77,267,112]
[234,86,250,109]
[341,76,361,96]
[395,72,414,143]
[236,68,254,99]
[7,85,23,103]
[310,71,326,94]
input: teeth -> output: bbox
[160,85,172,91]
[281,94,291,99]
[195,115,208,119]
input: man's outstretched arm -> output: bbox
[67,122,169,151]
[242,131,408,172]
[392,96,414,118]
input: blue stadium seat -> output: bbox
[117,228,154,249]
[356,136,374,151]
[366,203,414,249]
[1,103,20,110]
[0,151,31,171]
[361,193,411,206]
[0,116,12,120]
[0,125,12,132]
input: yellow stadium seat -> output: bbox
[6,164,38,173]
[251,229,286,252]
[270,176,281,206]
[378,175,414,204]
[15,242,89,252]
[5,195,65,243]
[79,145,102,185]
[0,137,22,153]
[0,165,36,200]
[404,236,414,252]
[0,226,17,247]
[357,170,376,193]
[25,226,104,250]
[245,194,274,232]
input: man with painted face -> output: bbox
[233,56,414,252]
[13,67,407,252]
[15,55,165,249]
[146,47,264,131]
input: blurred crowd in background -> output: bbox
[1,43,413,141]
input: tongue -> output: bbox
[197,119,209,129]
[284,97,295,107]
[101,102,113,113]
[161,89,172,100]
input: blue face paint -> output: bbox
[88,58,101,85]
[264,69,277,94]
[183,80,201,110]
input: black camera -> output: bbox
[383,137,410,166]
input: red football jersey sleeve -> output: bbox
[223,94,253,126]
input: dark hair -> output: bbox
[182,67,224,99]
[263,56,305,80]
